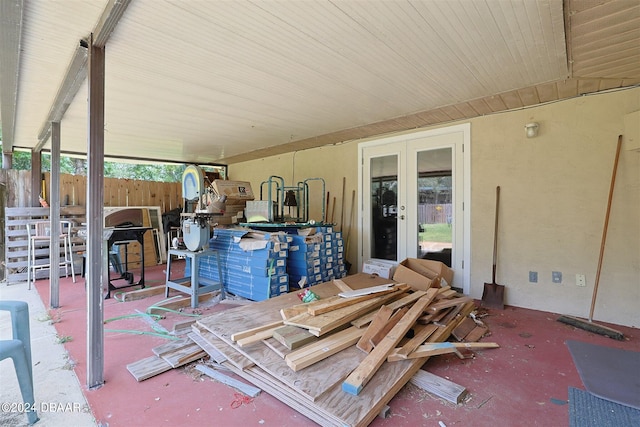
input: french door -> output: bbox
[359,124,470,292]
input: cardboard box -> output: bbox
[211,180,255,200]
[362,259,398,279]
[392,258,454,291]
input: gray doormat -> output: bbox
[566,340,640,409]
[569,387,640,427]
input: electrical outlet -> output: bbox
[552,271,562,283]
[529,271,538,283]
[576,274,586,287]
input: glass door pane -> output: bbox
[370,155,398,260]
[416,148,453,267]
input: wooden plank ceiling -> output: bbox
[2,0,639,165]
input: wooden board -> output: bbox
[147,292,215,314]
[434,303,465,326]
[410,370,468,404]
[191,325,255,370]
[262,337,291,358]
[280,304,309,320]
[307,288,398,316]
[337,284,394,298]
[426,296,472,312]
[126,355,172,381]
[284,288,407,337]
[387,323,439,361]
[356,305,393,353]
[452,317,477,341]
[152,337,193,357]
[342,289,438,395]
[117,285,166,302]
[351,290,427,328]
[161,342,205,368]
[332,279,353,293]
[172,319,197,335]
[231,320,284,342]
[285,326,365,372]
[272,325,318,350]
[187,331,227,364]
[463,325,489,342]
[402,342,499,360]
[369,306,409,348]
[236,326,282,347]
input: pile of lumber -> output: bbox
[188,273,497,426]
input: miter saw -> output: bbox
[180,165,227,251]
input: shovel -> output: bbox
[482,186,505,309]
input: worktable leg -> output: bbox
[191,254,199,309]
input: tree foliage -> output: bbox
[1,139,186,182]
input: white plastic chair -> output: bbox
[26,220,76,288]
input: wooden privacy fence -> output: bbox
[43,172,183,212]
[418,204,452,225]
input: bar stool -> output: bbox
[26,220,76,289]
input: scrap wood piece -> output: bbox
[351,290,427,328]
[356,305,393,353]
[369,306,410,348]
[172,318,197,335]
[188,331,227,364]
[410,369,468,404]
[273,325,318,350]
[387,323,439,361]
[280,304,309,320]
[191,325,255,370]
[464,325,489,342]
[426,296,472,313]
[419,307,453,325]
[147,292,215,314]
[262,337,291,358]
[332,278,353,293]
[308,286,400,316]
[195,364,262,397]
[284,287,408,337]
[435,288,459,300]
[452,317,477,341]
[337,283,395,298]
[127,355,172,382]
[434,303,466,326]
[162,342,206,368]
[341,288,438,396]
[230,320,284,342]
[117,285,166,302]
[397,342,500,361]
[236,325,283,347]
[152,337,193,357]
[285,326,365,372]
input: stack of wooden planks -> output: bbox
[189,273,498,426]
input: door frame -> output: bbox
[357,123,471,293]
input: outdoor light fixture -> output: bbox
[525,122,540,138]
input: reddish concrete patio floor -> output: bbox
[32,262,639,427]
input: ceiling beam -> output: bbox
[35,0,132,150]
[0,0,24,158]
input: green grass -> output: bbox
[419,223,452,243]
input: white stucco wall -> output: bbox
[229,87,640,327]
